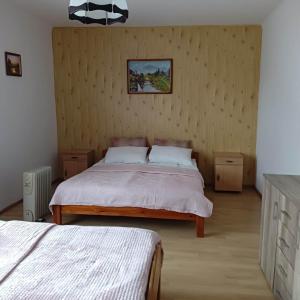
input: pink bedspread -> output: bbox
[49,164,213,218]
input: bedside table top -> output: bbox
[214,152,243,158]
[61,149,94,155]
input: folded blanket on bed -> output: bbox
[0,221,161,300]
[49,163,213,218]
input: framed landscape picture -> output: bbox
[5,52,22,77]
[127,59,173,94]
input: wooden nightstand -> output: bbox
[61,150,95,180]
[214,152,243,192]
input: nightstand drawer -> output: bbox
[62,154,88,161]
[60,150,95,180]
[215,157,243,165]
[214,152,243,192]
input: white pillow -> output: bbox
[149,145,193,166]
[105,146,148,164]
[148,159,198,170]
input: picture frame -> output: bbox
[5,52,22,77]
[127,59,173,94]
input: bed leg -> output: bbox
[196,216,204,238]
[53,205,62,225]
[157,279,161,300]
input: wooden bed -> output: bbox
[147,243,163,300]
[0,220,163,300]
[53,205,205,237]
[52,150,206,238]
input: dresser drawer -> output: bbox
[215,156,243,165]
[276,248,294,293]
[277,221,297,268]
[279,195,299,237]
[274,272,292,300]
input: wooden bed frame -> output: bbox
[147,243,163,300]
[52,149,206,238]
[53,205,204,237]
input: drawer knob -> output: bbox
[72,156,79,159]
[226,160,234,163]
[273,202,279,220]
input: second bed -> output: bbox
[50,142,213,237]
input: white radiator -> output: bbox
[23,166,52,222]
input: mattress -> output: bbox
[49,162,213,218]
[0,220,161,300]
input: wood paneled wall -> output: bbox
[52,26,262,185]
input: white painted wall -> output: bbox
[0,1,57,211]
[256,0,300,192]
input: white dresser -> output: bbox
[260,175,300,300]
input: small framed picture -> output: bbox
[127,59,173,94]
[5,52,22,77]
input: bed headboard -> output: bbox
[191,151,199,168]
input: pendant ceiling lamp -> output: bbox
[69,0,128,25]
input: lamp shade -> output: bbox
[69,0,128,25]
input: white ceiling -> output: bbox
[10,0,281,27]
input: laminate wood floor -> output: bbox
[0,188,274,300]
